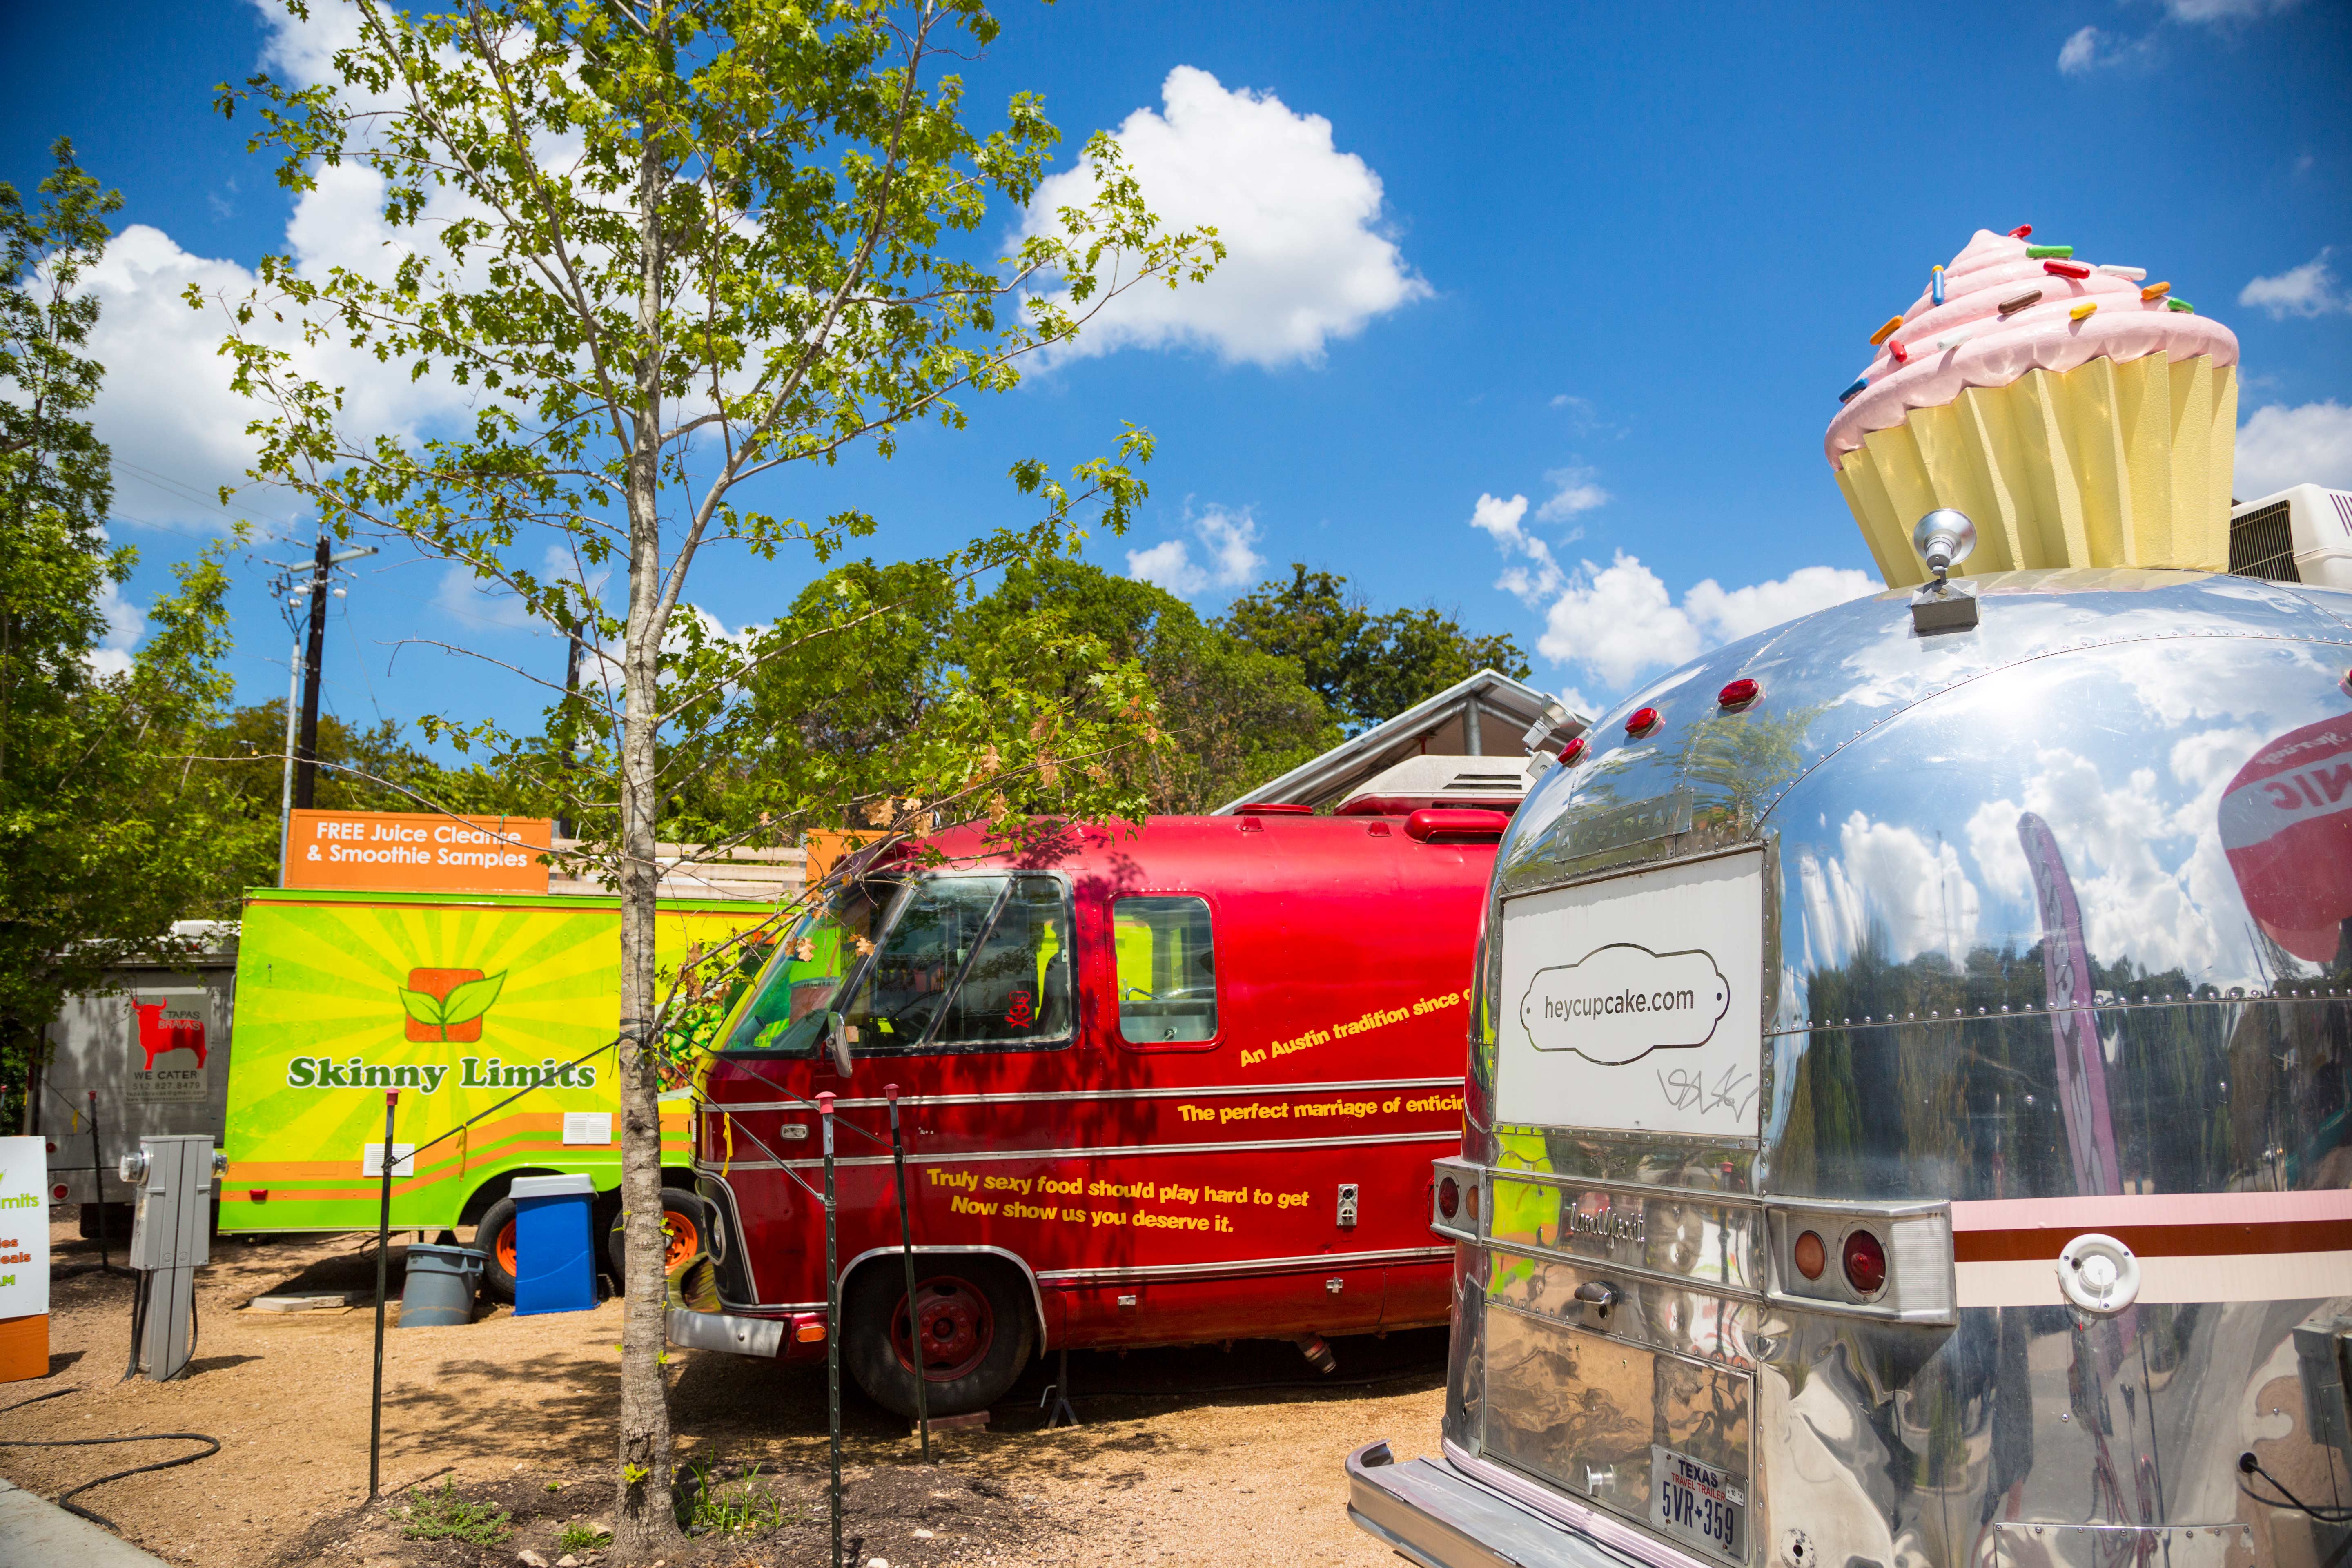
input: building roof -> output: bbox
[1210,668,1586,815]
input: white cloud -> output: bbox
[1125,503,1265,598]
[2238,249,2347,318]
[1533,465,1608,523]
[1469,501,1877,694]
[89,578,147,678]
[2160,0,2303,18]
[2058,26,2115,73]
[2237,400,2352,494]
[1685,565,1880,643]
[1470,492,1566,608]
[1023,66,1428,368]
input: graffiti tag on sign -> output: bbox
[1517,943,1730,1067]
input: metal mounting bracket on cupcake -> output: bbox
[1908,509,1978,634]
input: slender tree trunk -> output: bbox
[613,136,681,1559]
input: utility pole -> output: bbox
[269,538,378,880]
[556,620,583,840]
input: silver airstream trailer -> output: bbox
[1349,556,2352,1568]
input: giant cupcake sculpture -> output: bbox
[1827,226,2239,586]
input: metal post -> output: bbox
[87,1090,109,1272]
[819,1091,841,1568]
[885,1085,930,1462]
[369,1089,398,1499]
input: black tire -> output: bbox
[605,1186,708,1287]
[474,1195,520,1304]
[844,1257,1035,1419]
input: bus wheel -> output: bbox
[605,1187,707,1287]
[474,1196,521,1304]
[844,1259,1034,1420]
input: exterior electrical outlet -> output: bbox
[120,1134,220,1380]
[1337,1183,1360,1230]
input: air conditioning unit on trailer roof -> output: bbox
[2229,485,2352,589]
[1334,755,1529,817]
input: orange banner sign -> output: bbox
[285,810,554,895]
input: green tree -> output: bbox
[0,142,248,1127]
[211,3,1216,1548]
[956,557,1338,812]
[1221,563,1531,733]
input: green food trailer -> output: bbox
[220,886,776,1297]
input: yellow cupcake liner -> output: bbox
[1836,354,2237,587]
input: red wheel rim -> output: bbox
[889,1276,994,1382]
[661,1208,701,1270]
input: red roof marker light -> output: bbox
[1718,678,1761,709]
[1625,706,1661,737]
[1558,736,1588,766]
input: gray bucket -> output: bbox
[399,1244,487,1328]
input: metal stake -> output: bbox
[820,1091,841,1568]
[86,1090,110,1272]
[884,1084,930,1463]
[369,1089,398,1499]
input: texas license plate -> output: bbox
[1650,1444,1744,1560]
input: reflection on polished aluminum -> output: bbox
[1350,569,2352,1568]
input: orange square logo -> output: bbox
[401,967,492,1043]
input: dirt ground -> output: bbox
[1,1218,1446,1566]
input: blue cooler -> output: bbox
[509,1173,599,1315]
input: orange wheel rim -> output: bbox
[494,1219,518,1275]
[662,1209,700,1269]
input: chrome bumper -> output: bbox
[1346,1441,1643,1568]
[665,1306,783,1358]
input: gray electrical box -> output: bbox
[120,1134,220,1379]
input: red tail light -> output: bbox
[1842,1229,1887,1296]
[1437,1177,1459,1219]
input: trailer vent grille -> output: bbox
[2229,500,2300,582]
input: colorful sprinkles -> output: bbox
[2168,298,2195,313]
[2071,302,2098,322]
[1998,289,2043,315]
[2026,245,2074,259]
[1869,315,1904,346]
[2141,281,2172,301]
[1931,265,1946,305]
[2042,258,2092,279]
[2009,225,2034,238]
[1839,375,1869,403]
[2096,264,2147,280]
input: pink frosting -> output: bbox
[1822,228,2238,469]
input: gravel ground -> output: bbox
[0,1218,1446,1566]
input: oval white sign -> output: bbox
[1517,942,1731,1066]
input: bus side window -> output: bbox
[1113,896,1216,1045]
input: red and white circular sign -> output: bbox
[2221,713,2352,962]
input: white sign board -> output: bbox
[124,989,211,1105]
[1496,848,1763,1138]
[0,1137,50,1317]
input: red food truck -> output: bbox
[670,777,1525,1416]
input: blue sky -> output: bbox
[5,0,2348,736]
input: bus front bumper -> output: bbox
[1345,1441,1647,1568]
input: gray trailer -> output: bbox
[31,922,237,1236]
